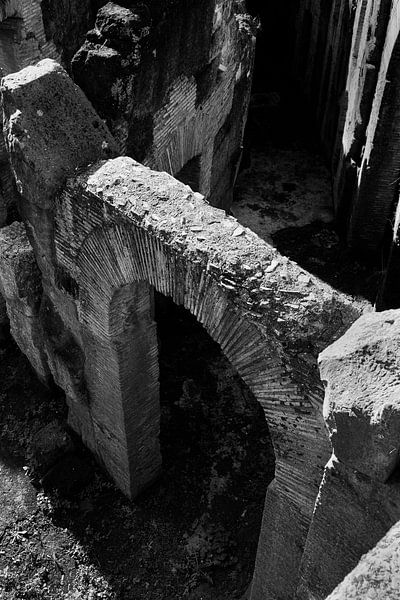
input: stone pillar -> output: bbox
[250,480,309,600]
[296,310,400,599]
[78,281,161,499]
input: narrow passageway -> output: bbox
[233,1,381,303]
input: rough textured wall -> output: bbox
[1,59,367,599]
[326,520,400,600]
[0,0,61,228]
[72,0,255,209]
[347,0,400,255]
[297,309,400,599]
[0,221,48,380]
[40,0,105,69]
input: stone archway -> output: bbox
[2,60,365,600]
[52,155,361,598]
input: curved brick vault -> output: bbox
[0,59,368,598]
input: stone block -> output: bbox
[1,58,118,282]
[297,457,400,600]
[320,309,400,482]
[326,520,400,600]
[2,59,118,209]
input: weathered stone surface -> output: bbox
[0,221,48,380]
[326,519,400,600]
[1,58,118,283]
[72,0,255,209]
[2,59,118,209]
[296,456,400,600]
[1,60,369,598]
[320,309,400,482]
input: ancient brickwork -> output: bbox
[72,0,255,209]
[326,520,400,600]
[297,310,400,599]
[1,60,367,599]
[0,0,60,73]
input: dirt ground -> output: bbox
[233,92,381,305]
[0,295,274,600]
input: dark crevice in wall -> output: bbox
[41,0,104,70]
[0,16,23,75]
[175,155,201,192]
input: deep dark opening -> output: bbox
[0,16,23,75]
[0,288,275,600]
[233,1,382,304]
[154,291,275,597]
[175,155,202,193]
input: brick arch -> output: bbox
[76,220,285,495]
[69,204,332,595]
[71,198,330,500]
[49,155,361,597]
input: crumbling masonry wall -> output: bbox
[0,0,60,228]
[0,59,367,599]
[2,3,400,600]
[72,0,255,209]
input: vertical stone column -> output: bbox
[296,310,400,599]
[79,281,161,499]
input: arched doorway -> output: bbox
[155,292,275,594]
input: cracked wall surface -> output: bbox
[72,0,255,209]
[0,58,372,600]
[2,3,400,600]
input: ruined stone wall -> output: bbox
[0,59,367,600]
[296,310,400,599]
[72,0,255,209]
[293,0,400,308]
[0,0,62,229]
